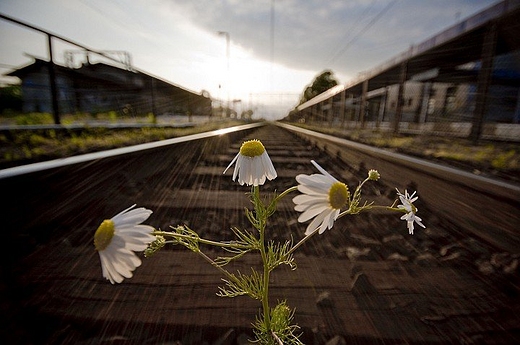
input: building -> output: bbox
[6,58,212,117]
[288,0,520,141]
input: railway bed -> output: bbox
[1,122,519,344]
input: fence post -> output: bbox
[47,35,60,125]
[377,86,388,128]
[469,22,497,143]
[339,89,346,128]
[393,61,407,133]
[150,76,157,122]
[328,96,333,127]
[360,79,368,128]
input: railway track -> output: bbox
[1,122,519,344]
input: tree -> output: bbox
[298,70,338,105]
[0,84,22,114]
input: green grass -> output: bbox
[2,116,519,181]
[291,122,520,179]
[0,119,245,169]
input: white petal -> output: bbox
[224,153,239,174]
[109,235,126,250]
[99,251,125,284]
[112,204,137,218]
[261,153,277,179]
[414,216,426,228]
[293,194,327,206]
[294,198,327,212]
[117,224,155,237]
[320,211,334,234]
[305,211,328,236]
[296,173,333,187]
[113,207,152,226]
[298,204,329,222]
[293,194,328,212]
[297,184,328,196]
[311,160,337,181]
[124,237,153,251]
[318,210,334,234]
[114,247,142,269]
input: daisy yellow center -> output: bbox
[94,219,115,251]
[328,182,349,209]
[239,140,265,157]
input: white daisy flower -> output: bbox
[396,189,426,235]
[223,139,277,186]
[94,204,155,284]
[293,160,349,236]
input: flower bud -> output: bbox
[368,169,380,181]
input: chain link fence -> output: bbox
[289,50,520,142]
[286,2,520,142]
[0,14,212,125]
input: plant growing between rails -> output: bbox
[93,139,426,344]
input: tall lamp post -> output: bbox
[218,31,230,117]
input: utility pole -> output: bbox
[270,0,275,89]
[218,31,230,117]
[47,35,60,125]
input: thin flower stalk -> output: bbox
[152,230,253,250]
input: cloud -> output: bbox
[163,0,497,81]
[0,0,498,119]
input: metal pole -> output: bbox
[270,0,275,94]
[360,79,368,128]
[218,31,230,117]
[470,22,497,143]
[47,35,60,125]
[394,61,407,133]
[150,77,157,122]
[339,90,346,128]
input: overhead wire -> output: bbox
[326,0,377,64]
[327,0,399,65]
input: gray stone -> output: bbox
[345,246,371,261]
[476,260,494,275]
[387,252,408,261]
[212,328,235,345]
[503,258,518,274]
[350,233,381,245]
[316,291,334,308]
[382,234,404,243]
[325,335,347,345]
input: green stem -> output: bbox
[153,231,235,281]
[287,227,318,256]
[254,185,272,331]
[272,185,298,204]
[287,205,403,257]
[339,204,403,219]
[272,331,284,345]
[195,248,235,280]
[153,230,252,250]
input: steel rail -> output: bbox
[0,122,265,180]
[276,122,520,197]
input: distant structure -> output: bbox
[6,58,212,117]
[287,0,520,141]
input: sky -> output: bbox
[0,0,499,120]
